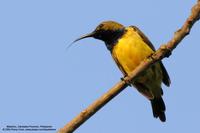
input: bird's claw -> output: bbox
[160,45,172,57]
[121,76,131,86]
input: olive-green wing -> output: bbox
[130,26,156,51]
[159,62,171,86]
[130,26,171,86]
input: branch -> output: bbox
[58,1,200,133]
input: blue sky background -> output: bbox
[0,0,200,133]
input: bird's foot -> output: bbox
[160,44,172,57]
[121,76,132,86]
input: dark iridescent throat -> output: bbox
[98,28,125,51]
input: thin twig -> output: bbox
[58,1,200,133]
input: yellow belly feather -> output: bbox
[112,27,154,74]
[112,27,162,98]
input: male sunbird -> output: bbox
[73,21,171,122]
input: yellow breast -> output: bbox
[112,27,154,74]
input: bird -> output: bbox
[73,21,171,122]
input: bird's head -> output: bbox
[73,21,125,49]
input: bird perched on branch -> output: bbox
[73,21,171,122]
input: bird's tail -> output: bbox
[150,97,166,122]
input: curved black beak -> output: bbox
[66,32,95,51]
[72,32,95,43]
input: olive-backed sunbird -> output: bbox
[73,21,171,122]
